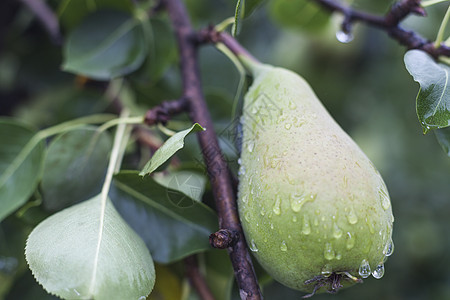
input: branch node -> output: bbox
[209,229,239,249]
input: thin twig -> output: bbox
[184,256,216,300]
[144,98,188,125]
[312,0,450,58]
[162,0,262,299]
[19,0,62,45]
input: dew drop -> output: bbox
[237,158,242,165]
[313,217,319,226]
[285,123,292,130]
[336,30,354,43]
[244,211,251,222]
[289,101,297,109]
[333,222,343,239]
[343,175,348,187]
[238,165,246,176]
[347,206,358,224]
[138,297,147,300]
[280,241,288,252]
[270,223,274,230]
[302,215,311,235]
[379,188,391,210]
[324,242,335,260]
[241,195,248,204]
[321,264,332,276]
[273,195,281,215]
[260,207,266,216]
[366,218,375,234]
[290,193,315,212]
[247,140,255,153]
[372,263,385,279]
[383,239,394,257]
[346,232,355,250]
[336,253,342,260]
[358,259,371,278]
[249,239,258,252]
[292,215,297,223]
[315,209,321,215]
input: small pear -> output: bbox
[237,60,394,295]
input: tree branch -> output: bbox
[19,0,62,45]
[184,256,216,300]
[313,0,450,58]
[162,0,262,299]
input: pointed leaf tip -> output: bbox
[404,50,450,132]
[139,123,205,176]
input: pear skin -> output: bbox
[237,62,394,294]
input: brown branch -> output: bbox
[162,0,262,299]
[144,98,188,125]
[312,0,450,58]
[185,256,216,300]
[19,0,62,45]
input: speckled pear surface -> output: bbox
[237,61,394,294]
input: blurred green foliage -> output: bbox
[0,0,449,299]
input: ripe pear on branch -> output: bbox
[236,57,394,296]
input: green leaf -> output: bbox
[153,170,207,202]
[58,0,133,30]
[435,127,450,156]
[139,123,205,176]
[25,195,155,300]
[111,171,218,263]
[268,0,331,33]
[62,10,148,80]
[404,50,450,133]
[41,127,112,211]
[232,0,244,36]
[0,118,45,222]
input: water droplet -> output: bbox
[343,176,348,187]
[315,209,321,215]
[290,193,315,212]
[292,215,297,222]
[333,222,343,239]
[280,241,288,251]
[241,195,248,204]
[260,207,266,216]
[138,297,147,300]
[270,223,274,230]
[372,263,385,279]
[247,141,255,153]
[237,158,242,165]
[347,205,358,224]
[289,101,297,109]
[249,239,258,252]
[313,217,319,226]
[366,218,375,234]
[336,30,354,43]
[346,232,355,250]
[73,289,81,296]
[244,211,251,222]
[379,188,391,210]
[273,195,281,215]
[321,264,332,276]
[383,239,394,257]
[336,253,342,260]
[324,242,335,260]
[282,150,288,156]
[358,259,371,278]
[285,123,292,130]
[302,215,311,235]
[238,165,246,176]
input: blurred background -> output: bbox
[1,0,449,299]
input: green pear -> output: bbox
[237,59,394,295]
